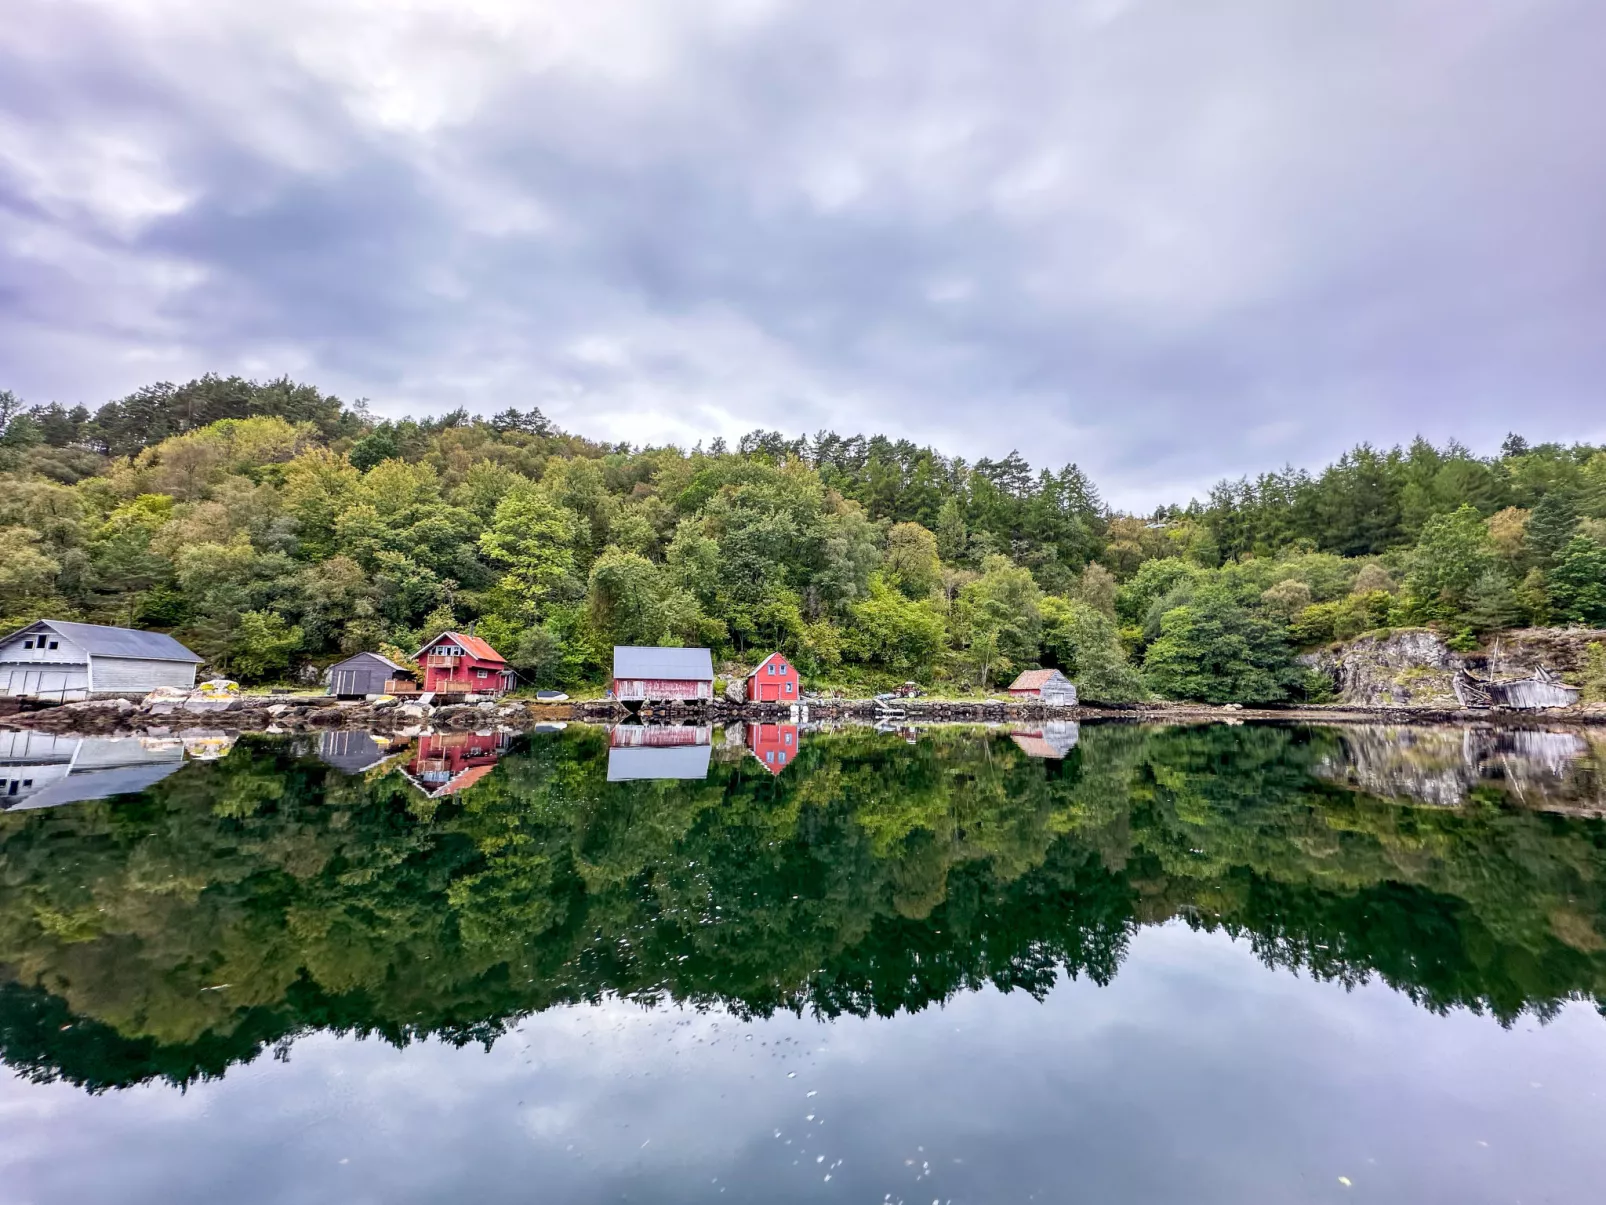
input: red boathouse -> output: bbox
[414,631,514,695]
[744,652,800,704]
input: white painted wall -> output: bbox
[0,667,91,701]
[0,629,87,665]
[90,657,197,693]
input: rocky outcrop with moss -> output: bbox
[1303,626,1605,708]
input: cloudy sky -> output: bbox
[3,0,1603,508]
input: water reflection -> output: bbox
[1315,724,1604,813]
[399,730,512,797]
[316,729,404,774]
[742,721,800,774]
[1009,719,1081,759]
[2,731,186,810]
[1,721,1605,1098]
[606,721,713,780]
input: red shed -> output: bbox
[414,631,514,695]
[745,721,800,775]
[745,652,801,704]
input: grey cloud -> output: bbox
[3,0,1605,507]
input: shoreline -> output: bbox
[4,693,1604,736]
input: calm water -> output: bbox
[2,720,1606,1204]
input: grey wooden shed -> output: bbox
[327,652,412,698]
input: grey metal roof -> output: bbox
[13,620,203,663]
[329,651,408,673]
[606,745,713,781]
[612,646,714,680]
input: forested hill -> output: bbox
[1,375,1604,701]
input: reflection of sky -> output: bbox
[5,926,1605,1204]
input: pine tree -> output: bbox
[1525,490,1578,569]
[1463,569,1519,633]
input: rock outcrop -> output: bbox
[1302,629,1460,706]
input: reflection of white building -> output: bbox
[1009,721,1081,759]
[606,724,713,781]
[607,746,712,780]
[1,732,186,810]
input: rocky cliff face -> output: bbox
[1473,628,1606,676]
[1302,626,1603,708]
[1302,629,1460,706]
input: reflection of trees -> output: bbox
[3,722,1606,1093]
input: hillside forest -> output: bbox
[2,377,1606,701]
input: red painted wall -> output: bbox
[745,654,800,703]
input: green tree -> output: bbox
[1545,536,1606,626]
[1463,569,1520,633]
[955,556,1043,688]
[1525,490,1579,569]
[1405,504,1498,615]
[1073,563,1118,617]
[1039,596,1146,702]
[1142,582,1296,703]
[478,486,577,613]
[845,576,948,677]
[935,496,967,563]
[587,548,671,647]
[883,522,942,600]
[230,611,304,681]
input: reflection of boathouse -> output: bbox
[607,723,713,781]
[317,730,402,775]
[1,732,186,810]
[400,731,510,797]
[744,722,800,775]
[1009,721,1081,759]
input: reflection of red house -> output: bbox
[405,730,510,797]
[745,652,800,704]
[610,723,713,748]
[413,631,513,695]
[746,722,800,775]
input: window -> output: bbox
[766,751,775,764]
[778,752,786,765]
[767,663,775,674]
[784,682,793,693]
[476,669,488,678]
[48,642,57,650]
[784,732,792,744]
[22,640,32,650]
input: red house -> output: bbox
[414,631,514,695]
[744,652,800,704]
[745,721,800,775]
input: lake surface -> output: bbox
[2,720,1606,1204]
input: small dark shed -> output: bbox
[327,652,411,698]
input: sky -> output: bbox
[3,0,1604,510]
